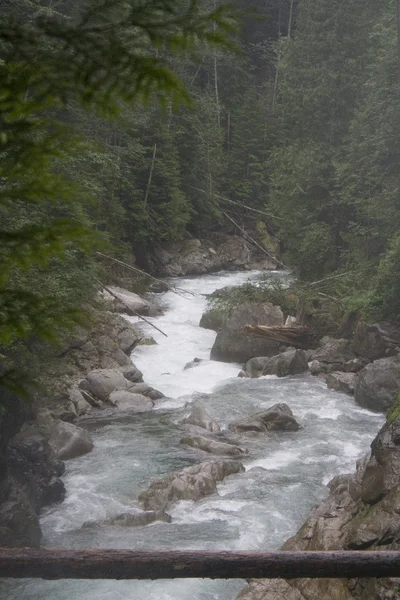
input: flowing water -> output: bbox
[5,270,384,600]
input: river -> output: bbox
[5,270,384,600]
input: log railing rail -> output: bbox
[1,549,400,580]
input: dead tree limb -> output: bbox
[99,281,168,338]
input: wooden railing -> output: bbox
[1,549,400,580]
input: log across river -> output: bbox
[2,270,384,600]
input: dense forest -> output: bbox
[1,0,400,384]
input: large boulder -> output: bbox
[245,349,308,379]
[354,355,400,412]
[325,372,357,396]
[211,303,284,363]
[139,460,244,511]
[180,435,248,457]
[48,420,94,461]
[229,404,301,434]
[353,321,400,361]
[103,287,152,316]
[310,337,355,369]
[83,509,171,528]
[181,407,221,433]
[82,368,129,401]
[108,391,154,412]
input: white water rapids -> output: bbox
[6,270,384,600]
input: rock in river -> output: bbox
[245,349,309,378]
[211,302,283,363]
[180,407,221,433]
[138,460,244,511]
[180,435,248,457]
[229,403,301,434]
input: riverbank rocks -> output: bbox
[211,302,283,363]
[325,372,357,396]
[108,390,154,412]
[229,404,301,434]
[355,355,400,412]
[245,349,308,378]
[138,460,244,511]
[181,407,221,433]
[152,232,277,277]
[353,321,400,361]
[309,337,355,370]
[180,435,248,457]
[0,418,66,547]
[237,418,400,600]
[81,368,130,401]
[83,509,171,528]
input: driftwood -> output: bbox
[1,548,400,580]
[245,325,316,349]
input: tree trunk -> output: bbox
[1,549,400,580]
[288,0,294,39]
[143,143,157,207]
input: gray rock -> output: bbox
[104,287,152,315]
[121,365,144,383]
[127,382,164,400]
[311,337,355,367]
[180,435,248,457]
[354,355,400,412]
[184,358,203,370]
[119,331,139,355]
[229,404,301,434]
[149,281,169,293]
[211,302,283,363]
[325,372,357,396]
[68,387,92,416]
[353,321,400,361]
[83,368,129,401]
[108,391,154,412]
[139,460,244,511]
[48,420,94,461]
[343,357,368,373]
[83,509,171,528]
[181,407,220,433]
[245,349,308,378]
[309,359,323,375]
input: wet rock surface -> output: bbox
[181,407,221,433]
[245,349,309,379]
[82,509,172,528]
[180,435,248,457]
[139,460,245,511]
[229,404,301,434]
[325,371,357,396]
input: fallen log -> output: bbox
[245,325,317,349]
[1,548,400,580]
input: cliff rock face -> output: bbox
[237,417,400,600]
